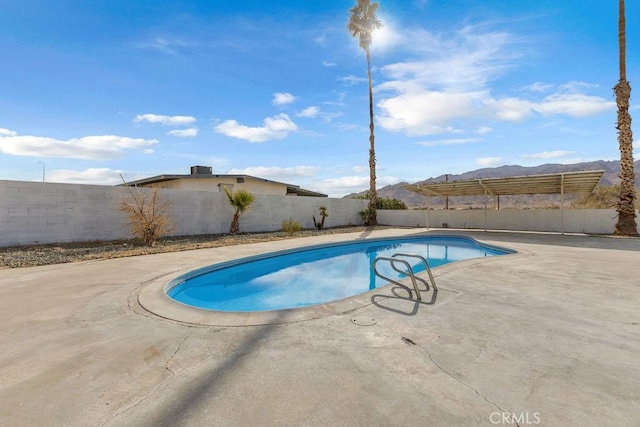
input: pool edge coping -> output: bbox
[136,230,528,327]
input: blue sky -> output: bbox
[1,0,638,197]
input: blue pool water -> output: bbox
[167,236,513,312]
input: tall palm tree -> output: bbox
[223,187,256,234]
[348,0,382,225]
[614,0,638,236]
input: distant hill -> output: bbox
[345,160,640,209]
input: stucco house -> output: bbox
[121,166,327,197]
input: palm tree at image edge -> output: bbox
[614,0,638,236]
[348,0,382,225]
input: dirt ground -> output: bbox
[0,226,391,269]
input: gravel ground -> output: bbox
[0,226,391,269]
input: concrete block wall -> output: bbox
[378,208,634,235]
[0,181,130,246]
[0,180,367,247]
[2,179,634,247]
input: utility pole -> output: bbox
[39,161,45,182]
[445,174,449,210]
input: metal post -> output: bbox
[560,174,564,235]
[484,187,488,231]
[444,174,449,210]
[39,161,45,182]
[426,201,430,230]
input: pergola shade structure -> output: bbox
[403,170,605,233]
[403,170,605,198]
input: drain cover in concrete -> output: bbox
[351,316,377,326]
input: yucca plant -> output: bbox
[223,187,256,234]
[313,206,329,230]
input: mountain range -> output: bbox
[345,160,640,209]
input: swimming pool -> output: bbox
[166,235,513,312]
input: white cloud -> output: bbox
[0,128,17,136]
[47,168,124,185]
[475,126,493,135]
[272,92,296,106]
[559,81,599,92]
[476,157,503,167]
[214,113,298,142]
[484,97,535,122]
[482,92,613,122]
[297,106,320,118]
[380,27,517,91]
[134,114,196,126]
[417,138,479,147]
[374,25,527,135]
[0,131,158,160]
[168,128,198,137]
[377,83,480,135]
[338,75,368,85]
[522,150,575,159]
[322,61,336,67]
[534,93,615,117]
[374,25,612,135]
[228,166,320,181]
[523,82,553,92]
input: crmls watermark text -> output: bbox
[490,412,541,425]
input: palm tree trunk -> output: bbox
[614,0,638,236]
[230,212,240,234]
[366,47,378,225]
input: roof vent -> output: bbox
[191,165,212,175]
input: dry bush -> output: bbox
[119,184,176,246]
[281,217,302,236]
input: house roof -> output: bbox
[403,170,605,197]
[120,173,327,198]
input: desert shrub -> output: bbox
[377,197,408,210]
[572,185,618,209]
[352,192,407,209]
[281,217,302,236]
[359,207,377,226]
[119,185,175,246]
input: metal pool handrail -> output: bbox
[392,253,437,293]
[372,253,437,301]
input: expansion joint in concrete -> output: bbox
[404,337,519,426]
[100,330,194,426]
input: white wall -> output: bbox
[0,180,366,247]
[1,179,636,247]
[377,208,637,235]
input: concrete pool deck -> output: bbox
[0,229,638,426]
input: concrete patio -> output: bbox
[1,229,638,426]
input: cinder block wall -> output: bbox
[0,180,367,247]
[2,180,634,247]
[377,208,632,234]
